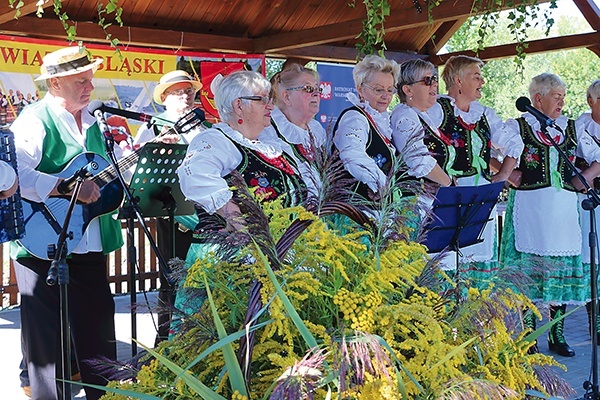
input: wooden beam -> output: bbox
[572,0,600,29]
[253,0,550,53]
[0,1,54,25]
[276,45,424,64]
[429,31,600,65]
[0,17,254,53]
[420,18,468,55]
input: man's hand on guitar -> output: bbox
[77,180,101,203]
[52,179,101,204]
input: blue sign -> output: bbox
[316,62,356,135]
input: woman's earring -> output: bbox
[238,118,243,124]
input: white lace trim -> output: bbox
[214,122,283,158]
[439,94,484,125]
[346,92,392,139]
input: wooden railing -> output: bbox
[1,219,161,309]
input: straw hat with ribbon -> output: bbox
[36,46,103,81]
[153,70,203,105]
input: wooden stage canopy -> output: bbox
[0,0,598,65]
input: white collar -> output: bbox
[440,94,485,124]
[215,122,282,158]
[346,92,392,138]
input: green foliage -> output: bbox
[446,12,600,120]
[351,0,391,58]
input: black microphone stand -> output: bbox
[95,111,171,357]
[46,177,86,400]
[537,120,600,400]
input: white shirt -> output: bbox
[428,95,524,160]
[260,107,326,195]
[178,122,289,214]
[12,93,124,253]
[333,92,394,192]
[134,108,204,146]
[0,161,16,191]
[390,103,438,178]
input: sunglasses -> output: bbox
[407,75,439,86]
[238,95,273,104]
[363,84,397,96]
[285,85,323,94]
[165,87,197,96]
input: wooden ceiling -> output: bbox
[0,0,598,65]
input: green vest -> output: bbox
[11,101,124,259]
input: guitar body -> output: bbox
[18,152,124,260]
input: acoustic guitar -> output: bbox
[18,108,204,260]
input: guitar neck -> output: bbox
[92,148,142,187]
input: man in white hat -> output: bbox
[10,46,122,400]
[133,69,205,342]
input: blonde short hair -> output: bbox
[353,54,400,88]
[441,55,484,90]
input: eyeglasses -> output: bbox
[407,76,439,86]
[238,95,273,104]
[285,85,323,94]
[363,84,397,96]
[165,87,197,96]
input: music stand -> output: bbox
[422,182,504,279]
[122,142,195,353]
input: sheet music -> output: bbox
[0,128,25,243]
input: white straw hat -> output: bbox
[153,70,203,105]
[36,46,103,81]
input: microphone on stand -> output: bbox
[56,161,99,195]
[95,103,154,123]
[515,97,558,129]
[88,100,114,152]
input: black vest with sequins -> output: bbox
[516,117,577,191]
[437,97,491,179]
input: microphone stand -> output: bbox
[96,111,171,357]
[537,120,600,400]
[46,177,86,400]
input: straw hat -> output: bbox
[153,70,203,105]
[36,46,103,81]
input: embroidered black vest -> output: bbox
[437,97,491,179]
[420,116,451,173]
[516,117,577,191]
[332,106,396,198]
[270,119,315,164]
[193,131,307,237]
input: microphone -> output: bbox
[57,161,99,195]
[88,100,114,152]
[515,97,557,128]
[95,102,153,123]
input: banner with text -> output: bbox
[0,35,265,134]
[316,62,356,135]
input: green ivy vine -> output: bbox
[352,0,557,71]
[8,0,123,53]
[349,0,391,58]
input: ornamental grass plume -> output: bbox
[270,348,327,400]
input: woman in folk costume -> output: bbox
[332,54,400,200]
[501,73,600,357]
[260,63,326,195]
[427,55,523,282]
[171,71,306,335]
[576,79,600,344]
[391,58,452,187]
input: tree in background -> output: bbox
[444,12,600,120]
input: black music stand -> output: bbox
[122,142,194,353]
[422,182,504,277]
